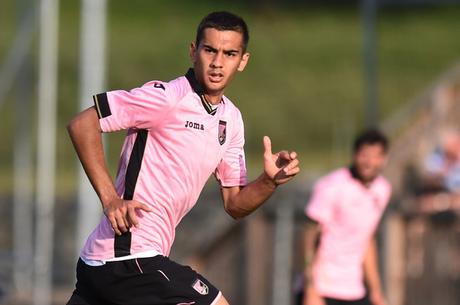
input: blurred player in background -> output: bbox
[66,11,299,305]
[303,129,391,305]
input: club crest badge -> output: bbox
[218,120,227,145]
[192,279,209,295]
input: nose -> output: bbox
[210,52,223,68]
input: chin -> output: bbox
[364,173,378,182]
[206,83,225,94]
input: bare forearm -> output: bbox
[224,172,277,218]
[67,107,118,206]
[302,221,325,305]
[304,221,320,285]
[364,238,383,295]
[222,136,300,219]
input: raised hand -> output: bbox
[263,136,300,186]
[103,198,152,235]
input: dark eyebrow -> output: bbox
[224,49,240,55]
[202,44,217,52]
[202,44,240,55]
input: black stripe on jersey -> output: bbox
[93,93,112,119]
[114,231,132,257]
[114,129,148,257]
[185,68,218,116]
[185,68,205,94]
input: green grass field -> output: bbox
[1,1,460,195]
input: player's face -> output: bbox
[353,143,387,183]
[190,28,250,103]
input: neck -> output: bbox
[204,92,223,105]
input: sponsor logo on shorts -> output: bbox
[192,279,209,295]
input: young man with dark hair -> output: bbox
[66,11,300,305]
[302,129,391,305]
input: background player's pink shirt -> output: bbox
[81,71,248,260]
[305,167,391,300]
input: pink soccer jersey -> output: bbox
[305,168,391,300]
[81,69,248,261]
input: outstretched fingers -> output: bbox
[115,209,129,235]
[276,150,291,165]
[277,150,297,161]
[107,210,128,236]
[263,136,273,158]
[276,149,299,170]
[127,202,152,228]
[263,135,301,181]
[282,155,300,176]
[108,215,122,236]
[105,199,152,235]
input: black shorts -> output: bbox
[67,256,221,305]
[324,295,371,305]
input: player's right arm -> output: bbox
[364,237,387,305]
[67,107,151,235]
[303,218,325,305]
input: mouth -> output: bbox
[208,71,224,83]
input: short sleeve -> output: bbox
[215,111,248,187]
[305,178,338,225]
[93,81,171,132]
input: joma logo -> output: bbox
[185,120,204,130]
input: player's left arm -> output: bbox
[364,237,388,305]
[221,136,300,219]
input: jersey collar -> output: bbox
[185,68,221,116]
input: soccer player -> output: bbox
[303,129,391,305]
[66,11,300,305]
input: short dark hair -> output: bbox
[353,128,389,153]
[196,11,249,53]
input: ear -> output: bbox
[189,42,197,63]
[237,52,250,72]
